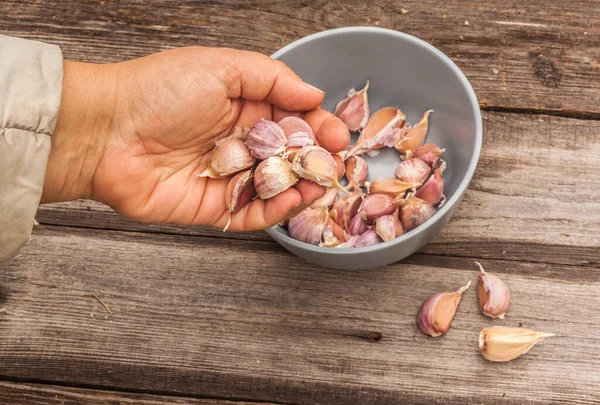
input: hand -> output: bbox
[43,47,350,230]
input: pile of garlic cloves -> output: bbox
[417,262,556,363]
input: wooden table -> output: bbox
[2,1,600,404]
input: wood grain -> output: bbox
[1,0,600,116]
[36,111,600,266]
[1,225,598,404]
[0,381,276,405]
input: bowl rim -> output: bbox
[266,26,482,255]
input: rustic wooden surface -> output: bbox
[2,1,600,404]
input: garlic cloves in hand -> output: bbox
[288,206,329,245]
[415,163,446,207]
[374,214,404,242]
[198,137,255,178]
[346,107,406,157]
[367,178,420,199]
[345,155,369,190]
[278,116,316,148]
[254,156,298,199]
[224,169,257,231]
[479,327,556,362]
[395,110,433,154]
[418,280,471,337]
[476,261,510,319]
[246,119,287,160]
[400,196,435,232]
[332,154,346,180]
[395,158,431,185]
[411,143,445,168]
[334,81,370,131]
[292,145,348,192]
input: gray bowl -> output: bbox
[266,27,482,270]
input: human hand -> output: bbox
[43,47,350,230]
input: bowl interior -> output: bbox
[270,27,480,251]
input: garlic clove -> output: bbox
[395,158,431,185]
[400,196,435,232]
[476,262,511,319]
[333,81,370,131]
[254,156,298,200]
[358,193,399,223]
[347,212,369,236]
[411,143,446,168]
[288,206,329,245]
[320,225,342,248]
[479,327,556,362]
[278,116,316,143]
[335,234,360,249]
[345,155,369,190]
[332,153,346,180]
[418,280,471,337]
[198,137,255,179]
[224,169,257,230]
[286,131,316,148]
[354,228,383,247]
[322,217,347,245]
[331,191,365,230]
[291,145,348,193]
[395,110,433,154]
[246,119,287,160]
[367,178,421,199]
[374,214,404,242]
[310,188,339,210]
[415,164,445,206]
[346,107,406,157]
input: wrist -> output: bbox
[41,60,119,203]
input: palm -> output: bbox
[91,47,349,231]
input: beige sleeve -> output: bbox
[0,35,64,268]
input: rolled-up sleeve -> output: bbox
[0,35,63,267]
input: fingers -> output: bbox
[295,179,326,206]
[216,49,325,112]
[234,100,272,128]
[302,109,350,153]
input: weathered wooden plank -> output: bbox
[1,0,600,115]
[36,111,600,266]
[1,225,598,404]
[0,381,276,405]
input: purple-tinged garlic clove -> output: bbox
[334,81,370,131]
[418,280,471,337]
[246,119,287,160]
[346,107,406,157]
[476,262,511,320]
[347,212,369,236]
[345,155,369,190]
[411,143,445,168]
[479,327,555,362]
[366,178,420,199]
[198,137,255,179]
[331,191,365,230]
[374,214,404,242]
[358,193,399,223]
[395,158,431,185]
[288,206,329,245]
[223,169,257,231]
[254,156,298,200]
[395,110,432,154]
[400,196,435,232]
[310,188,339,210]
[415,164,445,206]
[278,116,316,143]
[291,145,348,192]
[354,229,383,247]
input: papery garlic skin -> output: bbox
[479,327,556,362]
[358,193,399,223]
[292,146,348,192]
[354,229,383,247]
[254,156,298,200]
[345,155,369,190]
[418,281,471,337]
[223,170,256,231]
[415,165,445,206]
[320,225,342,247]
[374,214,404,242]
[331,191,365,230]
[395,158,431,185]
[395,110,433,154]
[334,81,370,131]
[198,137,255,178]
[400,196,435,232]
[246,119,287,160]
[288,206,329,245]
[346,107,406,157]
[411,143,445,168]
[476,262,511,319]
